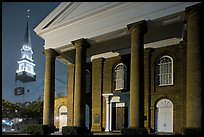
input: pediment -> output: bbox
[34,2,123,34]
[34,2,200,53]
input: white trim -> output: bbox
[34,2,71,35]
[89,37,181,61]
[102,93,113,97]
[144,38,181,49]
[158,55,174,86]
[156,99,173,133]
[34,2,199,50]
[116,102,125,107]
[91,52,119,62]
[59,105,67,132]
[17,60,35,66]
[114,63,127,90]
[111,96,120,103]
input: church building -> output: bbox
[34,2,202,134]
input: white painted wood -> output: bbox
[34,2,199,50]
[59,105,67,132]
[111,96,120,103]
[116,103,125,107]
[156,99,173,133]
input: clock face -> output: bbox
[14,87,24,95]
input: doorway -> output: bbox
[112,103,128,130]
[59,105,67,132]
[155,99,173,133]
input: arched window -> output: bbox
[114,63,127,90]
[157,56,173,86]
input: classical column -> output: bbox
[102,93,113,132]
[127,20,147,128]
[72,38,89,127]
[67,64,75,126]
[43,49,59,128]
[109,101,112,132]
[185,3,202,128]
[105,96,110,132]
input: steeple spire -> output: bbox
[27,9,30,18]
[23,9,32,51]
[16,9,36,83]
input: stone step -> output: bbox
[51,131,62,135]
[93,131,121,135]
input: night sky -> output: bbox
[2,2,68,103]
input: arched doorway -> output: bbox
[155,99,173,133]
[59,105,67,131]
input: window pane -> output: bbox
[158,56,173,86]
[115,64,126,90]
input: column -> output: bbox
[102,93,113,132]
[109,101,112,132]
[67,64,75,126]
[127,20,147,128]
[72,38,89,127]
[105,96,110,132]
[185,3,202,128]
[43,49,59,128]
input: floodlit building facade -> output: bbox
[34,2,202,134]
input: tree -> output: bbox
[2,99,19,119]
[2,99,43,124]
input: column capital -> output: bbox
[102,93,113,98]
[71,38,91,48]
[127,20,147,34]
[43,48,59,57]
[185,3,201,22]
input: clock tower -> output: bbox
[16,9,36,83]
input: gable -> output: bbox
[34,2,200,51]
[34,2,122,34]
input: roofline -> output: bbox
[34,2,71,36]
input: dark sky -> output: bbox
[2,2,68,103]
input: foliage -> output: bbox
[121,127,148,135]
[2,99,43,122]
[23,101,43,120]
[2,99,19,119]
[24,124,43,135]
[62,126,90,135]
[182,128,201,135]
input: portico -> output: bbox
[34,2,202,134]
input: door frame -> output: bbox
[59,105,67,131]
[155,98,173,133]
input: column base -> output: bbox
[105,129,110,132]
[91,126,103,132]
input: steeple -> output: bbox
[16,9,36,83]
[22,9,32,53]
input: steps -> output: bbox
[51,131,62,135]
[93,131,121,135]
